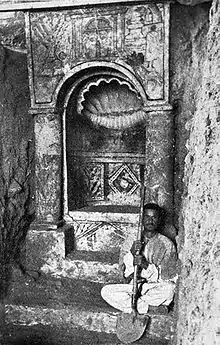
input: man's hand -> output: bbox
[130,240,143,256]
[133,254,143,266]
[124,273,134,284]
[130,240,149,270]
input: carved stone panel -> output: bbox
[72,220,125,252]
[34,111,62,223]
[108,163,141,205]
[26,3,169,105]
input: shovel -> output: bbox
[116,184,150,344]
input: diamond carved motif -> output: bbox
[84,163,104,200]
[109,164,140,195]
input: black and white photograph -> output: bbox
[0,0,219,344]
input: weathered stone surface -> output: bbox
[6,273,175,340]
[34,111,62,223]
[25,3,169,106]
[145,110,176,239]
[170,2,210,230]
[3,323,171,345]
[0,12,26,52]
[176,0,211,5]
[42,256,121,283]
[26,230,65,271]
[175,0,220,344]
[0,41,33,302]
[2,324,120,345]
[0,0,211,11]
[6,303,175,340]
[26,228,121,282]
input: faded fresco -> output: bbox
[27,3,168,104]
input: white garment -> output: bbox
[101,280,176,314]
[101,233,178,314]
[123,252,159,282]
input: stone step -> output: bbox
[3,324,170,345]
[41,250,121,283]
[5,304,174,342]
[67,249,119,264]
[6,271,175,342]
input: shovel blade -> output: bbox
[116,312,149,344]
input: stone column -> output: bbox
[31,107,62,228]
[25,108,65,273]
[145,109,176,239]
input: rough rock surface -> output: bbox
[4,270,174,344]
[176,0,211,5]
[175,0,220,344]
[170,2,211,228]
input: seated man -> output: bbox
[101,203,178,314]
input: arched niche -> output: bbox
[55,64,147,218]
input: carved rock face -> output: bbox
[176,0,211,5]
[0,12,26,52]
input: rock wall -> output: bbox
[0,43,33,275]
[0,45,31,158]
[170,2,211,228]
[174,1,220,344]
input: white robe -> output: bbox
[101,233,178,314]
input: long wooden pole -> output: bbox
[131,183,145,313]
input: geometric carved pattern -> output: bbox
[84,163,104,200]
[109,164,140,195]
[73,220,125,240]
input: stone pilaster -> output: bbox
[31,108,62,227]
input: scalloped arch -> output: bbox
[78,76,145,129]
[77,76,142,114]
[54,61,148,107]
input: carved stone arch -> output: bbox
[54,61,148,110]
[84,16,112,32]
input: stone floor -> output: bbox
[2,265,174,345]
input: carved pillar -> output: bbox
[31,108,62,227]
[145,109,175,238]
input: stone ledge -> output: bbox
[5,304,174,340]
[41,256,121,283]
[2,324,170,345]
[67,250,120,264]
[67,208,139,223]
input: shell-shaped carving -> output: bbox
[77,77,145,129]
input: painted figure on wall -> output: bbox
[83,17,113,59]
[144,24,163,71]
[124,5,164,99]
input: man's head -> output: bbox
[142,203,162,235]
